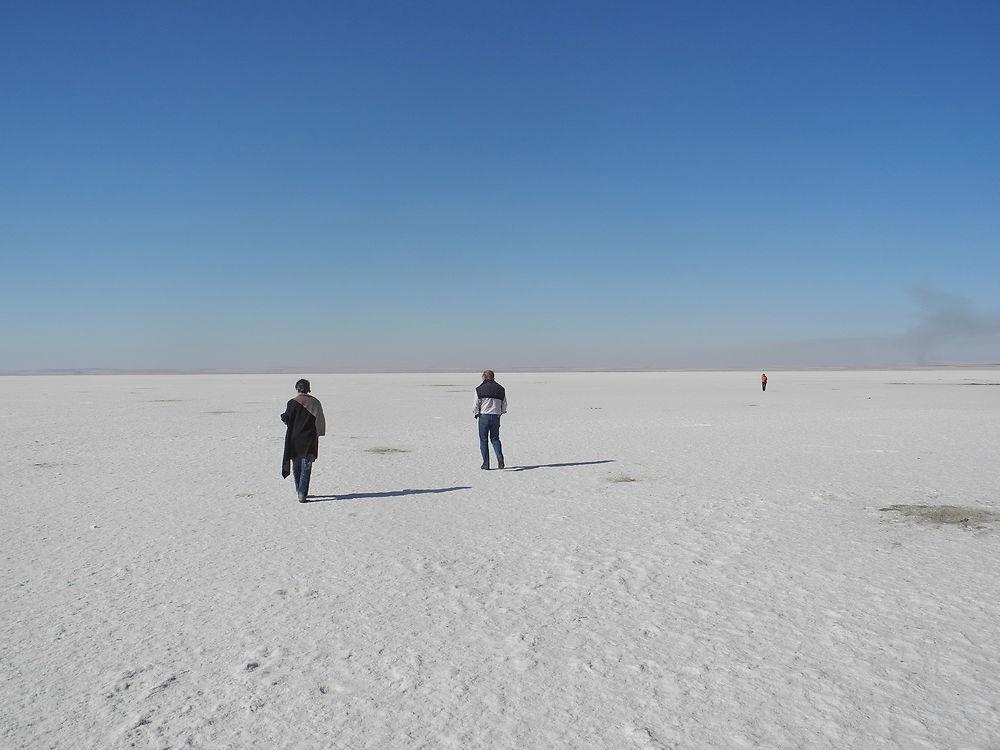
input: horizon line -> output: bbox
[3,362,1000,377]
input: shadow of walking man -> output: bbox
[506,460,615,472]
[305,486,473,503]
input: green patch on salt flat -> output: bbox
[879,504,1000,529]
[609,474,638,483]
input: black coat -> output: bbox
[280,394,326,477]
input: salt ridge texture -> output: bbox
[2,371,999,749]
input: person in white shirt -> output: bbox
[473,370,507,470]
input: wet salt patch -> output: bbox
[878,504,1000,529]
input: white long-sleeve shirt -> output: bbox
[474,381,507,416]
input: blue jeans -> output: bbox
[292,456,314,498]
[478,414,504,467]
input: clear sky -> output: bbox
[3,1,998,371]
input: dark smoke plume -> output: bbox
[905,286,1000,364]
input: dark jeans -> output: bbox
[478,414,504,467]
[762,382,767,391]
[292,456,314,498]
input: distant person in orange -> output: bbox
[761,373,768,392]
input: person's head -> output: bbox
[295,378,311,394]
[482,370,495,382]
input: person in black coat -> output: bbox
[281,379,326,502]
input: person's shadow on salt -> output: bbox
[506,460,615,472]
[306,486,472,503]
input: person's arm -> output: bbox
[280,400,293,424]
[315,402,327,436]
[501,397,508,415]
[473,394,482,418]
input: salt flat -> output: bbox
[2,370,999,749]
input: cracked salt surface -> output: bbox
[2,369,999,748]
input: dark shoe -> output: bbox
[298,495,308,503]
[498,460,505,469]
[481,464,489,470]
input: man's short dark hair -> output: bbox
[295,379,311,393]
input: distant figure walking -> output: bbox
[474,370,507,470]
[281,378,326,502]
[761,373,768,392]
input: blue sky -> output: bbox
[3,1,998,371]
